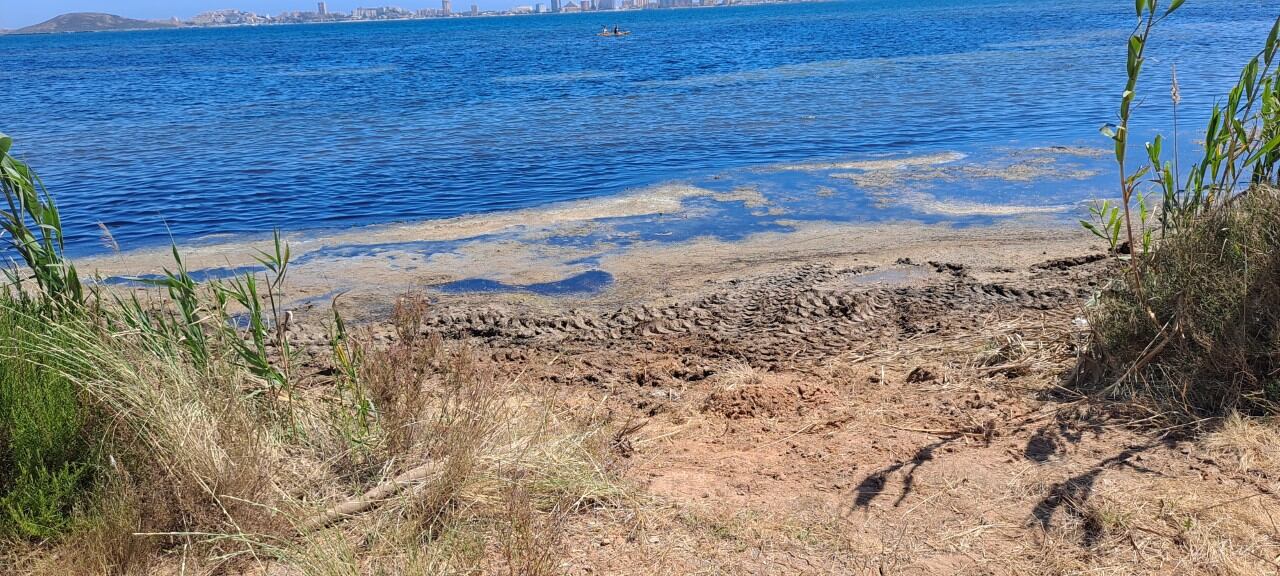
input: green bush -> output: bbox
[0,131,98,540]
[1086,4,1280,419]
[1092,188,1280,416]
[0,297,95,538]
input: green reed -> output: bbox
[1089,3,1280,419]
[0,133,82,310]
[219,230,295,402]
[1100,1,1280,257]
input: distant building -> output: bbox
[562,1,580,11]
[442,0,452,15]
[471,3,479,15]
[598,0,615,9]
[349,6,414,19]
[317,1,328,15]
[535,3,547,11]
[551,0,562,11]
[190,9,267,25]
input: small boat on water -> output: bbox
[598,30,631,37]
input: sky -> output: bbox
[1,1,511,29]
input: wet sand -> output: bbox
[83,209,1098,326]
[81,146,1109,322]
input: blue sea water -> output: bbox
[0,0,1276,256]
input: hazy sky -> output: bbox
[2,1,510,29]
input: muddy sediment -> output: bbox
[80,146,1110,298]
[410,262,1092,366]
[286,243,1111,374]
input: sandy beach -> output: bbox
[198,212,1276,574]
[80,145,1111,321]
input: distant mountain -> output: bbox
[12,13,179,35]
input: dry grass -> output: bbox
[391,290,432,344]
[1206,413,1280,475]
[361,333,443,459]
[496,484,569,576]
[1026,473,1280,576]
[1090,187,1280,419]
[1,289,630,575]
[6,304,282,536]
[256,334,630,575]
[710,360,764,391]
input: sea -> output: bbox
[1,0,1276,256]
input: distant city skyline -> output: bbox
[0,1,525,29]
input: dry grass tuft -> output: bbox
[1205,412,1280,475]
[273,334,629,574]
[361,333,443,459]
[391,290,432,344]
[710,360,763,391]
[11,307,283,532]
[3,275,627,575]
[496,484,568,576]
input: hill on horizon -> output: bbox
[10,13,179,35]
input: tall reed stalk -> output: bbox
[1099,1,1280,297]
[0,133,82,310]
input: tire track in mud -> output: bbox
[416,263,1093,366]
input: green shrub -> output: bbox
[1091,188,1280,416]
[0,132,295,545]
[0,297,94,538]
[1087,3,1280,419]
[0,133,98,539]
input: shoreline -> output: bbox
[83,196,1097,326]
[7,2,1280,570]
[80,145,1108,315]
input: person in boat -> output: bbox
[602,26,610,35]
[613,25,620,34]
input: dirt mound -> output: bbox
[702,380,834,419]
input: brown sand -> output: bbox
[266,219,1278,575]
[371,230,1275,575]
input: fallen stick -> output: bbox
[1104,320,1175,395]
[299,460,440,533]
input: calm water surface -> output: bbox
[1,0,1275,255]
